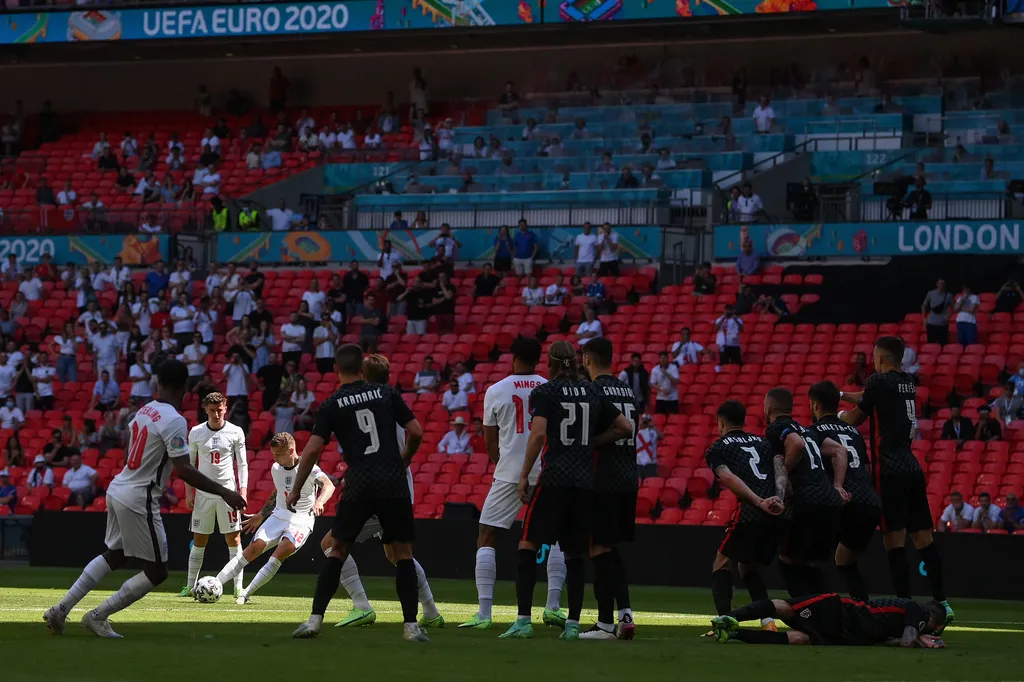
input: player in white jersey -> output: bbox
[321,354,443,628]
[214,431,334,604]
[181,392,249,597]
[459,337,568,630]
[44,360,245,638]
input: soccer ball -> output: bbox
[193,576,223,603]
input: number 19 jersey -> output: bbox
[483,373,547,485]
[189,420,248,496]
[106,401,190,513]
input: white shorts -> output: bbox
[254,515,314,552]
[479,480,524,529]
[191,493,242,535]
[104,495,168,563]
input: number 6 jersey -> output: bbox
[106,400,190,513]
[704,430,781,523]
[189,420,248,496]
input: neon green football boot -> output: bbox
[498,617,534,639]
[559,621,580,640]
[334,607,377,627]
[458,614,493,629]
[418,614,445,628]
[543,608,568,628]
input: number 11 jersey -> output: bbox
[483,373,547,485]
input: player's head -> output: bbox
[269,432,297,466]
[922,600,947,634]
[873,336,905,372]
[155,359,189,408]
[362,354,391,384]
[548,339,578,379]
[764,387,793,424]
[335,343,363,382]
[716,400,746,436]
[581,337,613,378]
[511,336,541,374]
[808,380,841,420]
[202,391,227,426]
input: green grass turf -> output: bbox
[2,566,1021,682]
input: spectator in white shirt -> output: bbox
[574,222,599,276]
[938,491,974,531]
[318,126,337,150]
[169,293,195,349]
[128,351,153,404]
[715,305,744,365]
[57,180,77,206]
[30,350,56,411]
[522,276,545,308]
[223,352,253,413]
[671,327,709,366]
[120,131,138,158]
[92,132,110,159]
[168,261,191,295]
[414,357,441,394]
[200,128,221,154]
[139,214,162,234]
[91,322,120,379]
[108,257,130,290]
[312,314,338,374]
[650,351,680,415]
[200,169,222,195]
[441,379,469,413]
[302,279,327,319]
[279,312,306,367]
[752,96,776,133]
[267,199,296,232]
[18,270,43,302]
[971,491,1003,531]
[596,223,621,277]
[636,413,663,479]
[62,452,97,507]
[0,397,24,429]
[166,148,185,170]
[363,127,383,148]
[736,183,765,222]
[453,361,475,394]
[954,285,980,348]
[377,240,402,279]
[181,332,208,388]
[902,345,920,380]
[338,123,356,150]
[438,415,473,454]
[193,298,217,345]
[576,306,603,346]
[545,274,569,306]
[27,454,54,490]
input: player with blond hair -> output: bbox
[214,432,335,604]
[324,353,443,628]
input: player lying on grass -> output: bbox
[712,593,947,648]
[214,432,334,604]
[321,353,442,629]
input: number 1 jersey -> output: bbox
[106,400,190,513]
[482,373,547,485]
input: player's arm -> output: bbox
[286,434,325,511]
[519,415,547,503]
[820,437,850,501]
[838,387,869,426]
[772,454,788,499]
[782,432,806,472]
[312,470,336,516]
[483,424,500,464]
[235,432,248,503]
[715,465,782,515]
[243,491,277,533]
[593,412,632,448]
[393,390,423,467]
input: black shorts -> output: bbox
[782,504,841,564]
[720,346,742,365]
[333,497,415,545]
[522,485,591,556]
[837,502,882,554]
[783,593,845,645]
[719,515,787,566]
[878,472,933,534]
[591,492,636,546]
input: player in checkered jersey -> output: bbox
[44,361,246,638]
[499,340,632,641]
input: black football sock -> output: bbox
[886,546,911,599]
[777,561,806,598]
[592,552,616,625]
[837,563,869,602]
[918,542,946,603]
[741,569,769,603]
[711,568,733,615]
[312,556,343,617]
[735,629,790,645]
[728,598,778,623]
[565,557,585,622]
[802,565,828,595]
[395,559,418,624]
[611,548,632,611]
[516,549,538,618]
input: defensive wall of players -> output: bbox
[30,512,1024,600]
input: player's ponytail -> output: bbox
[547,340,578,379]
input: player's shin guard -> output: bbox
[837,563,869,602]
[339,554,371,610]
[735,629,790,645]
[728,598,778,623]
[565,557,585,623]
[186,545,206,591]
[778,561,806,598]
[94,572,155,620]
[57,555,112,615]
[515,549,538,618]
[216,552,250,586]
[229,544,244,596]
[592,552,616,627]
[918,542,946,603]
[711,568,733,615]
[312,557,343,617]
[395,559,418,625]
[475,546,497,620]
[414,559,440,620]
[610,548,631,614]
[886,546,911,599]
[545,543,567,611]
[245,556,281,597]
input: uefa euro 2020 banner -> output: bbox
[0,234,168,266]
[0,0,896,44]
[714,221,1023,260]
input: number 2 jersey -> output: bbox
[529,376,621,490]
[591,374,638,494]
[188,420,248,498]
[106,400,189,513]
[482,373,547,485]
[809,415,881,508]
[857,370,922,476]
[312,380,414,500]
[765,416,842,508]
[704,430,780,523]
[270,461,325,526]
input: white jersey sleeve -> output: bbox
[485,374,547,484]
[189,421,246,493]
[271,463,325,524]
[106,401,189,512]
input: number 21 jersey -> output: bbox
[106,400,190,513]
[483,373,547,485]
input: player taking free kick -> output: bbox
[44,360,246,638]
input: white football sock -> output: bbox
[244,556,281,597]
[340,554,371,610]
[619,608,633,622]
[216,552,250,586]
[414,559,440,620]
[761,617,775,626]
[186,545,206,590]
[57,555,112,615]
[93,572,154,620]
[475,546,496,620]
[229,544,244,596]
[545,543,566,611]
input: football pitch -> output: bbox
[2,566,1022,682]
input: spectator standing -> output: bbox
[974,406,1002,442]
[62,452,97,507]
[493,225,514,274]
[13,355,34,415]
[290,377,317,431]
[429,223,461,262]
[377,240,402,281]
[671,327,709,366]
[650,352,679,415]
[30,351,56,411]
[342,260,370,319]
[441,378,469,413]
[735,183,765,222]
[145,260,170,299]
[735,239,760,275]
[938,491,974,531]
[596,223,620,276]
[399,280,430,336]
[512,220,538,276]
[431,271,456,332]
[128,351,153,405]
[953,285,979,347]
[618,353,650,411]
[181,332,208,389]
[170,293,196,350]
[575,306,603,346]
[88,370,120,412]
[224,351,254,415]
[353,293,384,353]
[438,415,473,454]
[312,314,338,374]
[414,357,441,394]
[279,312,306,368]
[27,454,54,491]
[994,278,1023,313]
[940,403,973,447]
[521,276,544,307]
[302,279,327,320]
[18,269,43,302]
[692,263,716,295]
[921,279,953,345]
[91,322,119,378]
[752,96,776,133]
[904,177,932,220]
[574,222,599,276]
[635,413,662,479]
[714,305,744,365]
[971,492,1003,531]
[902,344,920,381]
